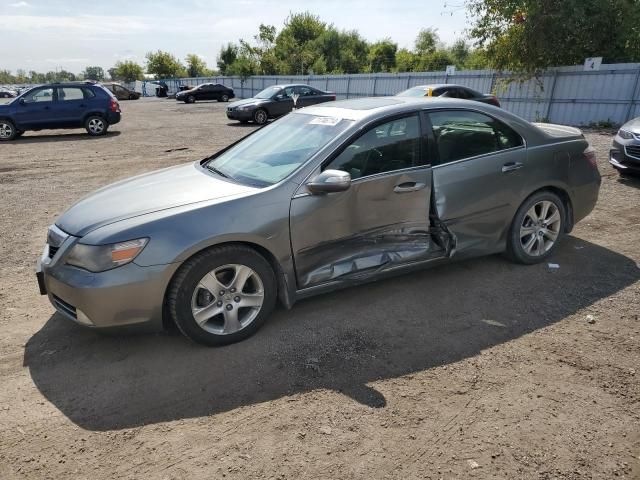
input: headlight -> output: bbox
[239,105,255,111]
[618,129,635,140]
[66,238,148,272]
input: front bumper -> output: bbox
[37,238,179,332]
[610,138,640,172]
[226,108,254,121]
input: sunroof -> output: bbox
[326,98,404,110]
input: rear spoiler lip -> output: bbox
[532,122,583,139]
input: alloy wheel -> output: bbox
[254,110,267,124]
[88,118,105,134]
[0,122,14,139]
[190,263,265,335]
[519,200,562,256]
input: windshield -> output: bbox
[255,86,282,99]
[206,113,353,187]
[396,87,429,98]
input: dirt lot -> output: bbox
[0,98,638,479]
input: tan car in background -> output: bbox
[103,82,141,101]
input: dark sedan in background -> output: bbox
[176,83,235,103]
[397,84,501,107]
[610,116,640,176]
[103,83,140,100]
[226,84,336,125]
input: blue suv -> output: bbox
[0,82,121,141]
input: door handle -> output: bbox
[394,182,426,193]
[502,162,524,173]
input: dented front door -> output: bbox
[290,113,433,290]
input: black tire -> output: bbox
[168,245,277,346]
[85,115,109,136]
[187,95,196,104]
[220,94,229,102]
[253,108,268,125]
[0,119,17,141]
[506,190,566,265]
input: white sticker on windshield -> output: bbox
[309,116,341,126]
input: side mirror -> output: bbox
[19,98,26,105]
[307,169,351,194]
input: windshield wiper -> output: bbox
[206,164,230,179]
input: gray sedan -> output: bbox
[37,97,601,346]
[610,116,640,175]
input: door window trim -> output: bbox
[320,111,431,182]
[425,107,527,168]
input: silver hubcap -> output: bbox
[88,118,104,134]
[520,200,561,256]
[222,95,228,101]
[191,264,264,335]
[0,122,13,138]
[255,111,266,123]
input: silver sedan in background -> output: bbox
[37,97,601,346]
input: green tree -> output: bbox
[113,60,145,82]
[217,43,238,75]
[145,50,186,79]
[395,49,419,72]
[449,39,470,67]
[185,54,210,77]
[83,66,105,81]
[274,12,327,74]
[467,0,640,75]
[368,39,397,72]
[415,28,439,55]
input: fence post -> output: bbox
[406,75,411,89]
[325,76,329,91]
[544,70,559,122]
[372,76,378,96]
[625,66,640,123]
[346,75,352,99]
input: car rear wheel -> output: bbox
[186,95,196,104]
[506,191,566,264]
[253,108,268,125]
[168,245,277,346]
[85,116,109,136]
[0,120,17,141]
[219,94,229,102]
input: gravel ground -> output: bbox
[0,98,638,479]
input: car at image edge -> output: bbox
[610,116,640,175]
[36,96,601,346]
[226,84,336,125]
[397,83,501,107]
[0,82,121,140]
[103,82,141,101]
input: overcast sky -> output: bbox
[0,0,469,73]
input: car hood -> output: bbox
[621,117,640,134]
[228,98,267,108]
[176,88,196,95]
[56,162,257,237]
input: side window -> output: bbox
[458,88,474,99]
[82,88,96,99]
[57,87,84,101]
[326,114,423,180]
[297,86,314,97]
[24,88,54,103]
[429,110,524,165]
[283,86,295,97]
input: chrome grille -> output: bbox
[47,224,69,259]
[625,145,640,160]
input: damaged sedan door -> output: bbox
[290,113,440,290]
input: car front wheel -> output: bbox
[0,120,17,141]
[506,191,566,264]
[253,108,268,125]
[219,94,229,102]
[186,95,195,104]
[168,245,277,346]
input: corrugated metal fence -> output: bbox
[136,63,640,126]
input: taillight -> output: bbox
[110,98,119,112]
[488,96,500,107]
[330,95,336,101]
[584,146,598,169]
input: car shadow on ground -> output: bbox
[617,173,640,188]
[24,237,639,431]
[14,131,121,144]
